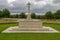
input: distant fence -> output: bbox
[0,18,19,20]
[0,22,18,24]
[0,22,60,24]
[43,22,60,24]
[0,18,60,24]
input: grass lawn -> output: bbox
[43,23,60,31]
[0,23,60,40]
[0,19,16,22]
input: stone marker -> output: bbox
[2,0,59,33]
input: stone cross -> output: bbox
[27,0,31,20]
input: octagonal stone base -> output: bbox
[2,26,59,33]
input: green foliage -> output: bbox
[14,14,19,18]
[0,8,10,18]
[36,15,42,19]
[31,13,36,19]
[19,12,26,18]
[2,8,10,18]
[0,8,60,19]
[45,11,54,19]
[54,10,60,19]
[0,10,3,18]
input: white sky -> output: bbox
[7,0,15,3]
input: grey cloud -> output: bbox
[9,0,60,13]
[9,0,29,12]
[0,0,8,9]
[35,0,43,2]
[0,0,60,14]
[53,0,60,4]
[31,4,59,13]
[9,4,58,13]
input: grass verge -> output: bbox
[0,23,60,40]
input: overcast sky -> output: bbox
[0,0,60,14]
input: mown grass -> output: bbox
[0,33,60,40]
[43,23,60,31]
[0,23,18,32]
[0,19,16,22]
[0,23,60,40]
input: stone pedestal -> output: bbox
[18,19,42,28]
[2,19,59,33]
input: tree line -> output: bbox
[0,8,60,19]
[0,8,10,18]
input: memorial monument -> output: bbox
[2,0,58,33]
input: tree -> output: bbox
[15,14,19,18]
[45,11,53,19]
[0,10,3,18]
[19,12,26,18]
[36,15,41,19]
[54,10,60,19]
[2,8,10,18]
[31,13,36,19]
